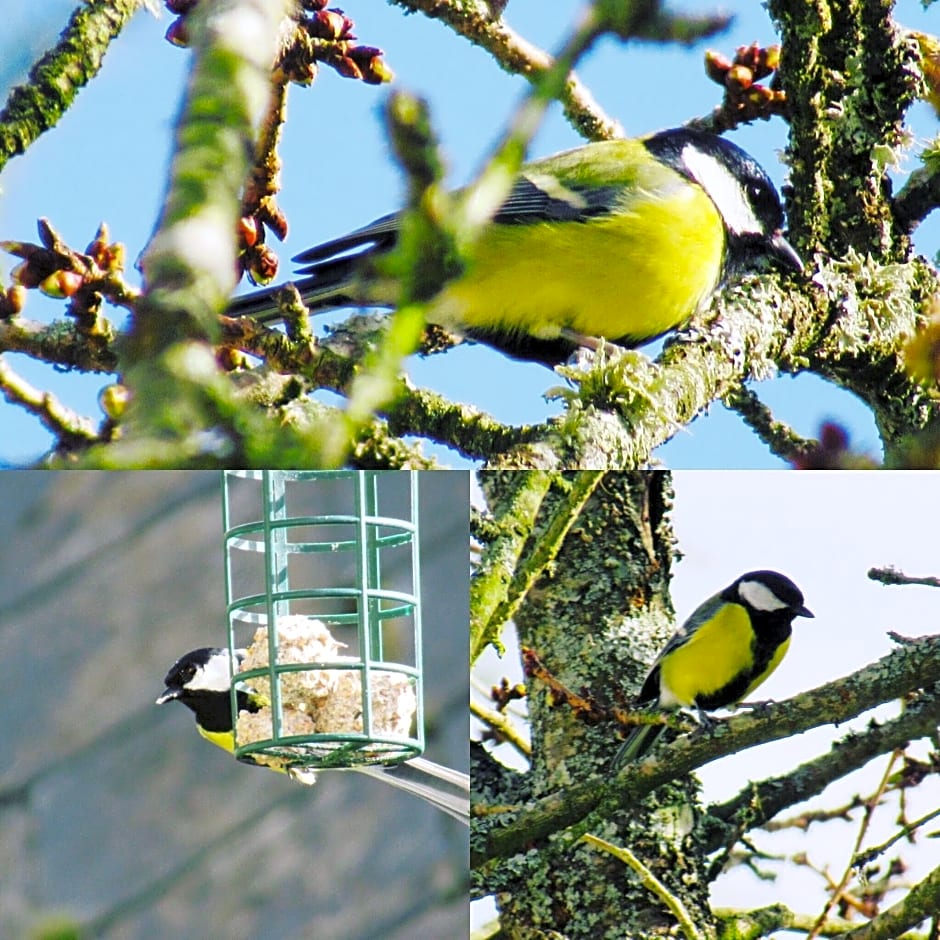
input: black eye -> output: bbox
[747,179,783,226]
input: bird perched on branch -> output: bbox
[230,127,802,366]
[612,569,813,768]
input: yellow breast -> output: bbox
[659,604,772,706]
[434,183,725,346]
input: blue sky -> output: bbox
[1,1,938,466]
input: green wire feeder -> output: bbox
[221,470,425,772]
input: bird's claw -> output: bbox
[735,699,775,716]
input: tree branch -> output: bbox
[703,689,940,854]
[470,471,554,662]
[0,355,101,449]
[868,566,940,588]
[389,0,622,141]
[723,384,816,464]
[0,315,118,373]
[0,0,144,171]
[844,862,940,940]
[471,633,940,867]
[471,470,604,662]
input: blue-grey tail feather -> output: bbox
[611,722,667,771]
[227,258,364,323]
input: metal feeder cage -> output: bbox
[221,470,423,771]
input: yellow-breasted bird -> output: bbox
[230,127,803,366]
[157,647,470,825]
[612,570,813,768]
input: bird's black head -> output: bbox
[156,647,249,733]
[158,647,232,699]
[644,128,803,278]
[726,570,814,621]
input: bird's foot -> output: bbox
[694,707,718,732]
[734,699,775,717]
[561,331,626,367]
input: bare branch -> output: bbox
[844,863,940,940]
[0,355,101,448]
[389,0,622,140]
[705,688,940,854]
[869,566,940,588]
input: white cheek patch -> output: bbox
[737,580,790,612]
[681,145,762,236]
[187,651,236,693]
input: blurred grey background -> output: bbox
[0,471,469,940]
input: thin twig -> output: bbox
[582,834,705,940]
[854,805,940,868]
[868,566,940,588]
[470,698,531,757]
[807,751,900,940]
[0,354,100,447]
[724,384,816,463]
[389,0,622,140]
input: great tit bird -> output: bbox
[230,127,802,366]
[157,647,470,825]
[612,570,813,768]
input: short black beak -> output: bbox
[796,604,814,618]
[770,231,804,275]
[156,688,180,705]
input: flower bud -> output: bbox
[99,383,131,421]
[217,346,248,371]
[265,206,289,243]
[238,216,262,249]
[760,45,781,75]
[247,244,279,286]
[0,285,26,317]
[39,270,84,299]
[310,9,354,41]
[166,17,189,47]
[347,46,393,85]
[704,49,731,83]
[726,64,753,91]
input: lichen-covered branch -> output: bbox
[704,689,940,855]
[0,0,144,171]
[894,145,940,234]
[102,0,295,462]
[723,385,816,464]
[843,862,940,940]
[469,471,554,662]
[481,251,938,469]
[470,470,604,662]
[714,904,859,939]
[0,315,118,373]
[130,0,289,359]
[471,633,940,867]
[385,384,533,460]
[484,272,820,468]
[768,1,921,261]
